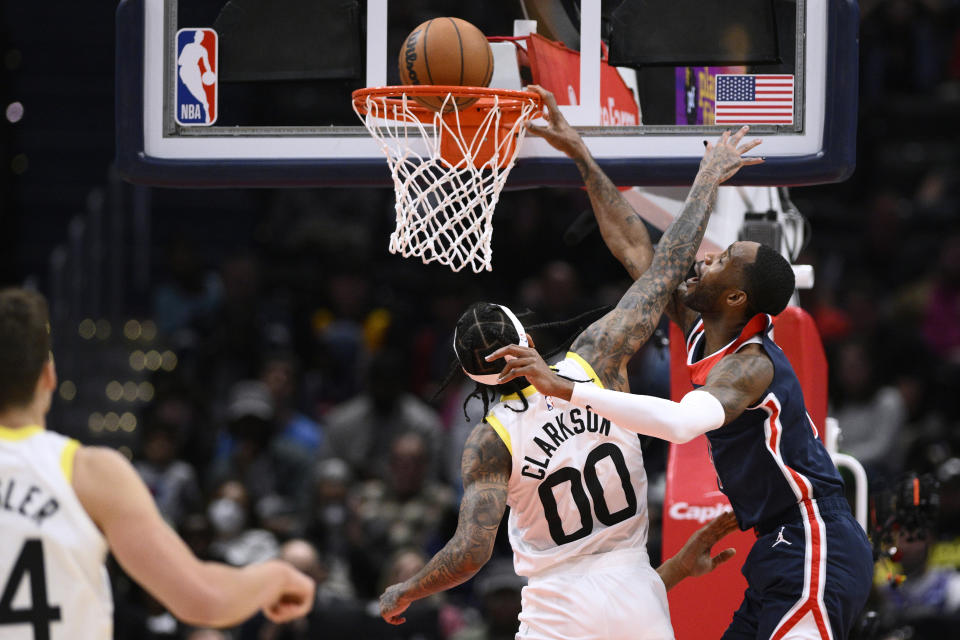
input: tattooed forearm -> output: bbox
[702,349,774,423]
[572,170,721,391]
[398,423,510,601]
[574,150,654,280]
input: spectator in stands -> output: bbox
[261,351,324,454]
[831,340,908,479]
[452,559,525,640]
[347,431,456,598]
[135,417,202,528]
[923,234,960,363]
[325,349,445,482]
[878,529,960,637]
[206,480,278,567]
[208,380,313,513]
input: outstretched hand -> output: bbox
[674,511,739,579]
[485,344,575,400]
[699,126,764,183]
[523,84,589,160]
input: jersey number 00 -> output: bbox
[538,442,638,545]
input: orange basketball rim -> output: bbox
[352,86,541,169]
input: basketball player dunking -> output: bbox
[491,89,874,639]
[0,289,315,639]
[378,88,763,639]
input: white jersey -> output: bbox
[485,353,651,578]
[0,426,112,640]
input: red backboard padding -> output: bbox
[524,34,640,126]
[663,307,828,639]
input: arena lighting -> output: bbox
[88,412,104,432]
[104,412,120,432]
[124,319,142,340]
[106,381,123,402]
[78,318,96,339]
[119,413,137,432]
[5,102,23,123]
[59,380,76,401]
[138,381,155,401]
[130,350,146,371]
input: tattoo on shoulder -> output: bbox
[463,422,512,487]
[704,350,775,418]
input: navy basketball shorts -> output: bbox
[721,497,873,640]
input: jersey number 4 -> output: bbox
[0,539,62,640]
[538,442,638,545]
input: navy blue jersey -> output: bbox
[686,314,845,530]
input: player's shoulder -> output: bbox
[560,351,604,388]
[73,445,138,494]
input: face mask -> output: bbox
[208,498,245,536]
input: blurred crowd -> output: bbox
[80,1,960,639]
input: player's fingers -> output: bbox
[719,129,731,146]
[527,84,560,113]
[486,344,533,361]
[730,125,750,145]
[711,548,737,569]
[737,138,763,154]
[525,122,550,136]
[741,157,765,166]
[387,616,406,625]
[498,358,541,383]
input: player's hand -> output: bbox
[380,582,413,625]
[698,126,764,183]
[675,511,739,579]
[524,85,589,160]
[262,564,316,623]
[485,344,575,400]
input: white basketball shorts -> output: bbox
[516,548,674,640]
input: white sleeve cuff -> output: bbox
[569,384,726,443]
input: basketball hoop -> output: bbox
[352,86,541,273]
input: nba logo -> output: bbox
[175,28,218,126]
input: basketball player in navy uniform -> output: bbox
[491,91,873,640]
[379,87,763,639]
[0,289,315,639]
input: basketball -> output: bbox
[201,71,216,86]
[398,17,494,112]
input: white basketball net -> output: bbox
[354,92,538,273]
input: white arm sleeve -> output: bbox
[568,384,726,443]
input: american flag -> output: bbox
[715,74,794,125]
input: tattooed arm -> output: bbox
[566,129,762,392]
[379,422,510,625]
[699,344,774,424]
[526,85,653,280]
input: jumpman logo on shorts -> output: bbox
[772,526,792,548]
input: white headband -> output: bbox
[455,304,528,385]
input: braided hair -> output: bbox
[441,302,613,421]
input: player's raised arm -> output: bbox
[526,84,654,280]
[487,342,774,443]
[379,422,510,625]
[564,128,763,392]
[74,446,315,628]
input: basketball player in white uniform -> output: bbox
[0,288,315,640]
[379,87,761,639]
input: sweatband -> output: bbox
[568,385,726,443]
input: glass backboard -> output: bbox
[116,0,859,188]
